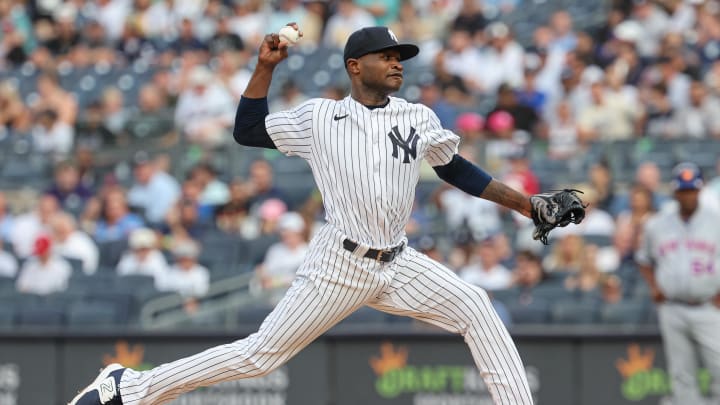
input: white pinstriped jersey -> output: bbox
[636,206,720,301]
[266,96,460,248]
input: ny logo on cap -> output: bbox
[387,28,398,43]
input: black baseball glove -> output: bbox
[529,189,588,245]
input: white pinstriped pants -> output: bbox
[119,224,534,404]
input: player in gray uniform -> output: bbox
[69,25,543,405]
[636,162,720,404]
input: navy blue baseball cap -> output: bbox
[343,27,419,63]
[672,162,704,191]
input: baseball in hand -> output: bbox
[278,25,300,47]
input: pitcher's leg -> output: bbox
[370,248,533,405]
[120,273,362,405]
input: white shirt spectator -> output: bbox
[157,263,210,297]
[143,0,181,40]
[0,250,18,278]
[262,242,309,288]
[16,256,71,295]
[459,263,513,291]
[32,121,74,158]
[91,0,130,41]
[11,213,47,258]
[54,231,99,275]
[116,249,169,280]
[438,189,502,237]
[174,76,236,144]
[323,4,376,48]
[478,41,525,92]
[199,179,230,206]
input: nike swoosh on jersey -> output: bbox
[333,114,349,121]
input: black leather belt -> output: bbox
[342,239,404,262]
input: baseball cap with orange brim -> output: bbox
[672,162,704,191]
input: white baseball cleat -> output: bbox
[68,363,126,405]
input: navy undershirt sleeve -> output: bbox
[433,154,493,197]
[232,96,277,149]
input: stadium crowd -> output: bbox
[1,0,720,328]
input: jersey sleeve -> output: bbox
[422,106,461,167]
[264,99,316,159]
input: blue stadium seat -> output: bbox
[0,305,15,327]
[600,300,648,324]
[16,306,65,326]
[97,239,129,268]
[551,299,599,324]
[67,302,118,327]
[339,306,387,325]
[236,305,274,327]
[508,299,551,324]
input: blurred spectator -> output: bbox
[454,112,485,148]
[511,250,547,292]
[488,83,541,135]
[255,212,308,291]
[502,148,540,196]
[229,0,266,48]
[10,194,59,258]
[629,0,670,59]
[588,161,617,214]
[31,72,78,131]
[614,161,671,212]
[673,79,720,138]
[546,99,579,160]
[116,20,156,63]
[434,179,502,240]
[127,152,181,224]
[655,54,691,111]
[323,0,376,48]
[15,234,72,295]
[0,239,17,278]
[93,188,144,243]
[516,57,548,114]
[216,49,252,101]
[75,101,116,148]
[577,79,642,142]
[356,0,401,26]
[417,235,443,263]
[600,274,624,304]
[0,82,32,134]
[451,0,486,36]
[215,179,253,235]
[564,245,602,294]
[479,23,525,93]
[269,79,308,113]
[616,183,656,238]
[174,65,235,148]
[46,160,93,215]
[208,11,245,55]
[248,159,288,210]
[459,236,512,291]
[549,11,578,52]
[0,0,35,66]
[89,0,131,41]
[0,191,14,242]
[642,82,678,138]
[74,146,101,192]
[701,157,720,213]
[100,87,131,137]
[50,212,98,275]
[543,233,585,274]
[596,220,636,274]
[142,0,182,41]
[298,0,328,46]
[418,80,458,129]
[436,27,484,94]
[189,163,230,207]
[388,0,444,46]
[171,17,207,55]
[268,0,308,32]
[162,191,209,242]
[116,227,168,281]
[31,109,74,161]
[44,4,80,57]
[124,84,176,144]
[158,239,209,299]
[256,198,288,237]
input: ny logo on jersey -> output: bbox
[387,125,419,163]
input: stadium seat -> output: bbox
[551,299,599,324]
[507,300,551,324]
[16,306,65,326]
[97,239,129,268]
[0,306,15,327]
[339,307,387,325]
[236,305,274,327]
[489,288,520,305]
[67,302,118,327]
[600,300,648,324]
